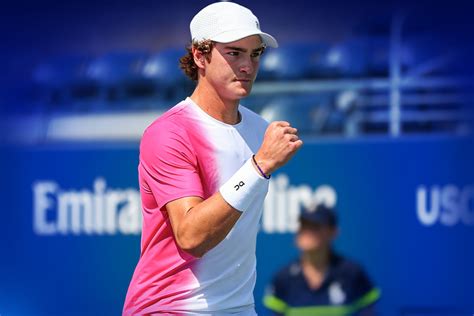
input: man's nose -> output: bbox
[239,56,255,74]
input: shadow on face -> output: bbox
[296,219,338,252]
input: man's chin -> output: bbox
[236,88,252,99]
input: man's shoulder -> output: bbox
[274,259,302,282]
[144,101,191,137]
[140,101,196,151]
[331,253,369,279]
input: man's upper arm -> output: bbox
[165,196,203,237]
[139,122,204,210]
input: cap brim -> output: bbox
[259,33,278,48]
[299,212,336,226]
[211,29,278,48]
[300,213,325,224]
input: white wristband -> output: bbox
[219,158,269,213]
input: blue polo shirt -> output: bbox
[263,253,380,316]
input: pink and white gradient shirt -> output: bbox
[123,98,269,315]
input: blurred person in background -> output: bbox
[263,204,380,316]
[123,2,302,315]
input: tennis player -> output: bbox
[123,2,302,315]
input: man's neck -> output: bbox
[300,248,331,290]
[302,248,331,270]
[190,82,241,125]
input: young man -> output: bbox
[263,205,380,316]
[123,2,302,315]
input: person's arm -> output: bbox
[262,294,288,316]
[355,305,376,316]
[166,121,302,257]
[351,266,381,316]
[262,271,290,316]
[166,194,240,257]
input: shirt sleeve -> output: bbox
[263,271,289,315]
[351,267,381,313]
[139,120,204,211]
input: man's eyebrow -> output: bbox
[224,46,247,52]
[224,46,266,52]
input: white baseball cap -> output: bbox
[190,2,278,48]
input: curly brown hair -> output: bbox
[179,40,214,81]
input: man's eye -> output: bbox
[251,50,264,58]
[228,51,239,56]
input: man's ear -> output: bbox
[192,47,206,69]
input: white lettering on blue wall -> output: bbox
[262,174,337,233]
[33,178,142,236]
[33,175,335,236]
[417,185,474,227]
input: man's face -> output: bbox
[296,220,337,252]
[203,35,265,101]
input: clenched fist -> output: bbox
[254,121,303,175]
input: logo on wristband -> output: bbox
[234,181,245,191]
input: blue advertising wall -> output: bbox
[1,136,473,315]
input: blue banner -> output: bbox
[1,136,473,315]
